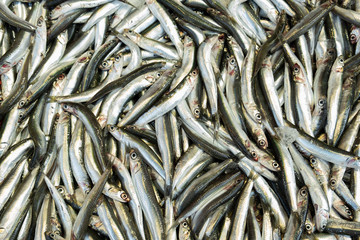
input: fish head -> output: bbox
[57,30,68,45]
[188,68,199,84]
[346,157,360,169]
[253,129,268,149]
[113,52,122,63]
[123,29,140,42]
[45,230,65,240]
[53,74,66,91]
[292,63,306,83]
[95,115,106,129]
[297,186,309,208]
[333,199,353,220]
[179,220,192,239]
[48,217,62,236]
[192,105,201,119]
[304,218,315,234]
[350,26,360,44]
[55,185,67,199]
[99,59,113,71]
[269,159,281,172]
[252,110,263,124]
[317,98,327,110]
[78,50,94,63]
[227,56,238,75]
[107,124,117,133]
[37,16,45,27]
[225,173,244,190]
[184,36,194,47]
[18,97,29,109]
[314,205,329,232]
[0,61,13,75]
[61,103,77,116]
[247,148,259,161]
[107,186,130,203]
[257,148,280,171]
[129,149,141,174]
[343,76,355,89]
[335,56,344,72]
[309,156,319,168]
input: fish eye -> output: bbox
[310,157,317,165]
[251,151,257,158]
[339,58,344,64]
[351,34,356,40]
[121,193,128,200]
[330,179,336,186]
[318,99,325,107]
[300,189,307,196]
[58,187,64,194]
[258,139,266,147]
[102,62,108,67]
[130,152,137,159]
[57,74,65,80]
[293,66,299,73]
[182,222,188,227]
[272,162,279,169]
[85,190,90,195]
[321,224,326,229]
[49,233,55,239]
[236,178,242,183]
[255,113,262,121]
[63,104,68,110]
[194,108,200,116]
[19,100,25,108]
[305,224,312,230]
[109,125,115,131]
[192,70,197,75]
[230,58,236,64]
[115,56,121,61]
[346,209,352,215]
[328,49,335,55]
[156,72,161,78]
[19,113,23,119]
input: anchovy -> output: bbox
[0,1,360,239]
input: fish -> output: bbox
[0,0,360,239]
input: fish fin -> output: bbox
[47,96,58,103]
[212,113,220,142]
[168,220,180,233]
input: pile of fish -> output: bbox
[3,0,360,239]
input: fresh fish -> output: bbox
[0,1,359,238]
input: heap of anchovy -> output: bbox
[3,0,360,239]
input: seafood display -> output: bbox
[1,0,360,239]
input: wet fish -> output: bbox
[0,1,359,239]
